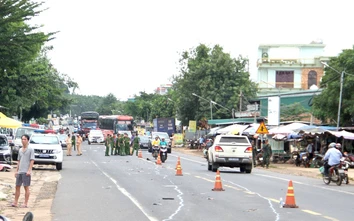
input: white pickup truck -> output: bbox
[207,135,253,173]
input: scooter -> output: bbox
[300,152,310,168]
[160,144,168,163]
[322,161,344,186]
[152,145,160,160]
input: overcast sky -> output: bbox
[32,0,353,100]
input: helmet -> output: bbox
[335,143,342,149]
[328,142,336,148]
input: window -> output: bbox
[276,71,294,88]
[219,136,249,144]
[308,70,317,89]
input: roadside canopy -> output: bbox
[0,112,22,128]
[325,130,354,140]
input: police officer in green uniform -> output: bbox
[115,133,120,155]
[119,134,125,156]
[124,133,130,156]
[262,139,272,169]
[105,134,111,156]
[111,134,116,155]
[131,133,140,156]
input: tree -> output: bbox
[280,103,308,121]
[96,93,119,115]
[312,47,354,126]
[173,44,258,126]
[0,0,58,119]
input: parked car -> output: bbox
[207,134,253,173]
[149,132,172,153]
[58,134,68,150]
[138,135,150,149]
[88,130,105,145]
[0,134,12,164]
[29,133,63,170]
[12,127,38,161]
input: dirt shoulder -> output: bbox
[0,165,60,221]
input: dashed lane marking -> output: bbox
[302,210,322,216]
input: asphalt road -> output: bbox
[51,143,354,221]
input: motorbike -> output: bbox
[203,139,213,160]
[322,161,344,186]
[0,211,33,221]
[152,145,160,160]
[160,144,168,163]
[340,157,350,184]
[256,153,264,167]
[300,152,310,168]
[343,152,354,168]
[311,153,324,168]
[291,151,301,167]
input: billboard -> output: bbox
[268,96,280,126]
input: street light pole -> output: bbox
[321,62,345,131]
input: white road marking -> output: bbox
[91,161,158,221]
[254,173,354,195]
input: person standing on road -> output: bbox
[262,139,272,169]
[115,133,120,155]
[119,134,125,156]
[111,134,116,156]
[66,134,72,156]
[131,133,140,156]
[124,133,130,156]
[307,141,314,160]
[12,134,34,208]
[104,134,111,156]
[251,140,257,166]
[71,133,76,152]
[76,134,83,156]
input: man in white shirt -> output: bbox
[323,142,342,177]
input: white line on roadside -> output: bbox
[91,161,158,221]
[169,154,206,164]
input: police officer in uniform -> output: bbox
[262,139,272,169]
[105,134,111,156]
[119,134,125,156]
[124,133,130,155]
[111,134,116,155]
[131,133,140,156]
[115,133,120,155]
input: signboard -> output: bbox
[268,96,280,126]
[256,122,269,134]
[173,133,184,145]
[188,120,196,132]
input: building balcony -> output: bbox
[257,58,320,68]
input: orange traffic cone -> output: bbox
[283,180,298,208]
[175,156,181,169]
[156,154,162,165]
[176,161,183,176]
[138,149,143,158]
[212,170,225,191]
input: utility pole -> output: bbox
[239,89,242,116]
[254,103,257,123]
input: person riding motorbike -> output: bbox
[323,142,342,177]
[152,136,160,147]
[160,138,168,147]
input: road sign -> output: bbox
[256,122,269,134]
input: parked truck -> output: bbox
[153,118,175,137]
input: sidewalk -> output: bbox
[0,165,61,221]
[172,147,354,183]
